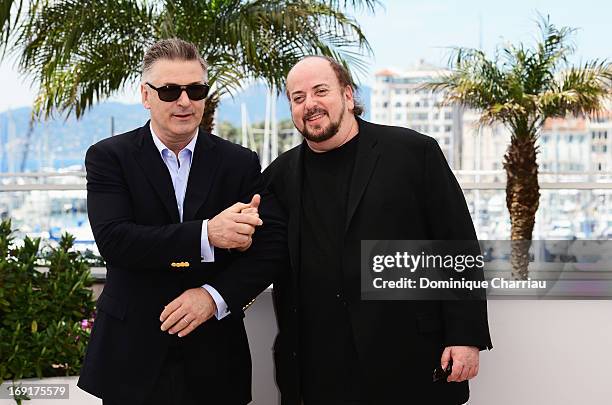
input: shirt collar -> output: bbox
[150,123,198,158]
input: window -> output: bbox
[444,125,452,132]
[444,112,453,120]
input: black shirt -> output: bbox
[299,135,365,402]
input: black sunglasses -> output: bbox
[146,82,210,102]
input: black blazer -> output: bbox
[264,118,492,405]
[77,123,286,405]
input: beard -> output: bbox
[298,103,345,143]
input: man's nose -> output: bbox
[176,89,191,106]
[304,94,319,110]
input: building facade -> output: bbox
[370,61,462,168]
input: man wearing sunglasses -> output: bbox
[78,38,287,405]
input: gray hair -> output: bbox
[142,38,208,80]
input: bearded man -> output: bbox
[263,56,492,405]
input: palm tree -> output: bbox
[429,16,611,279]
[0,0,379,131]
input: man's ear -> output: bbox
[141,83,151,110]
[344,85,355,112]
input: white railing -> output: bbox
[2,170,612,191]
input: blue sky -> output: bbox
[355,0,610,77]
[0,0,609,112]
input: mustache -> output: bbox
[303,107,328,121]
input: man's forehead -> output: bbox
[147,58,205,82]
[287,59,337,92]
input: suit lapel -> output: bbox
[132,124,180,223]
[183,130,220,221]
[286,143,304,279]
[345,119,380,233]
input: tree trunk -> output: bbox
[200,92,220,133]
[503,134,540,280]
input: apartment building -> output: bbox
[371,63,611,174]
[370,61,462,168]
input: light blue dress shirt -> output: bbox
[150,125,230,319]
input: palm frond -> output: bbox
[17,0,156,119]
[523,13,575,94]
[165,0,372,96]
[428,17,610,137]
[538,59,612,118]
[0,0,22,51]
[428,47,507,112]
[7,0,378,119]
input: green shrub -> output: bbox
[0,218,95,383]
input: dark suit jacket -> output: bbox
[77,123,286,405]
[264,118,492,405]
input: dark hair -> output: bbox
[142,38,208,79]
[289,55,364,116]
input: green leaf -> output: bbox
[6,0,377,124]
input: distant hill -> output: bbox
[0,103,149,172]
[0,84,371,172]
